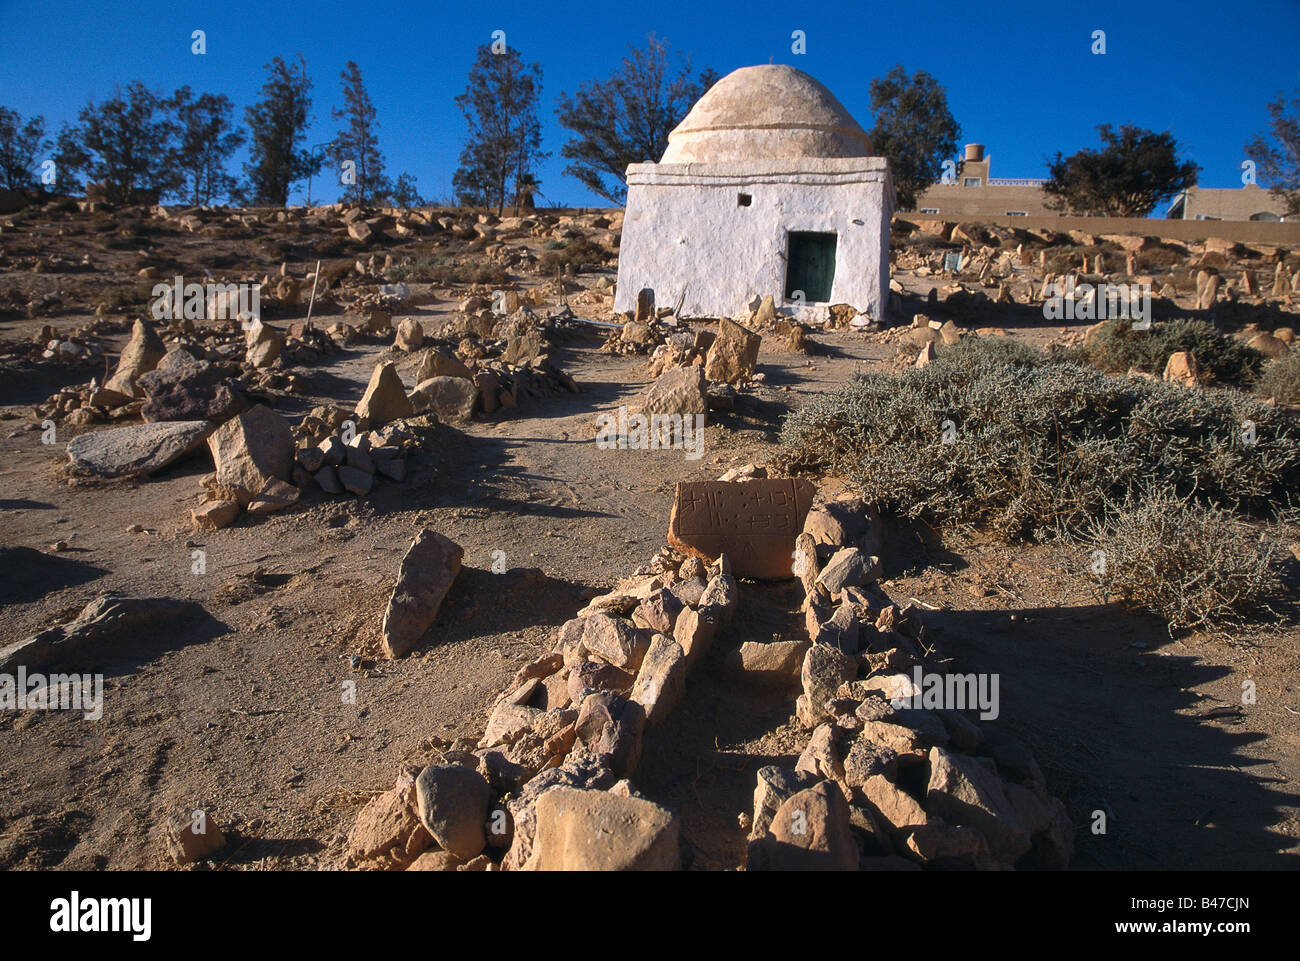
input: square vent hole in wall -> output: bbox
[785,231,837,303]
[737,192,752,206]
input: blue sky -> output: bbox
[1,0,1296,207]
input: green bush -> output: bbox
[538,236,609,275]
[1254,352,1300,405]
[936,335,1046,371]
[779,337,1300,543]
[384,257,508,286]
[1085,492,1284,630]
[1084,317,1263,387]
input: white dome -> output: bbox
[660,64,873,164]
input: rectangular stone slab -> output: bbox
[668,478,817,579]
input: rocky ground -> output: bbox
[0,201,1297,869]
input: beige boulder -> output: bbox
[243,319,283,369]
[106,318,166,398]
[394,317,424,352]
[381,529,464,658]
[524,787,680,870]
[410,375,477,423]
[1162,350,1202,387]
[761,781,857,871]
[728,640,809,685]
[417,349,473,381]
[1248,332,1290,359]
[356,361,413,426]
[345,767,432,866]
[206,405,293,506]
[641,365,708,419]
[630,633,687,724]
[704,317,761,384]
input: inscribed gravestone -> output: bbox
[668,478,817,579]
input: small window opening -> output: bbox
[737,193,752,207]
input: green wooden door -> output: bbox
[785,231,837,303]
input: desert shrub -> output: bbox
[1134,246,1184,272]
[897,233,960,254]
[92,284,150,311]
[384,257,508,286]
[1044,249,1083,275]
[255,238,295,262]
[1085,492,1283,630]
[938,335,1046,370]
[1254,352,1300,405]
[537,236,609,275]
[780,337,1300,542]
[103,232,151,251]
[313,236,345,258]
[1084,316,1263,387]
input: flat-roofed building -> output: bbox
[1166,184,1293,222]
[913,144,1057,218]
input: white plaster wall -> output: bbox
[614,158,892,323]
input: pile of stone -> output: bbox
[35,311,339,427]
[17,318,125,371]
[329,290,405,341]
[893,219,1300,318]
[344,476,1072,871]
[346,539,737,871]
[604,318,670,356]
[183,395,422,527]
[894,314,968,367]
[191,404,297,529]
[602,286,674,355]
[390,316,581,418]
[730,294,816,348]
[30,332,105,366]
[34,317,165,426]
[35,380,140,428]
[735,495,1073,871]
[292,404,418,498]
[634,316,765,420]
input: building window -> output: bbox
[963,177,981,187]
[785,231,837,304]
[1249,211,1281,221]
[1005,211,1027,217]
[920,207,939,214]
[737,193,752,207]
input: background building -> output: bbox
[914,144,1057,218]
[1166,184,1292,221]
[914,143,1295,224]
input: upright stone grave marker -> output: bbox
[668,478,817,579]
